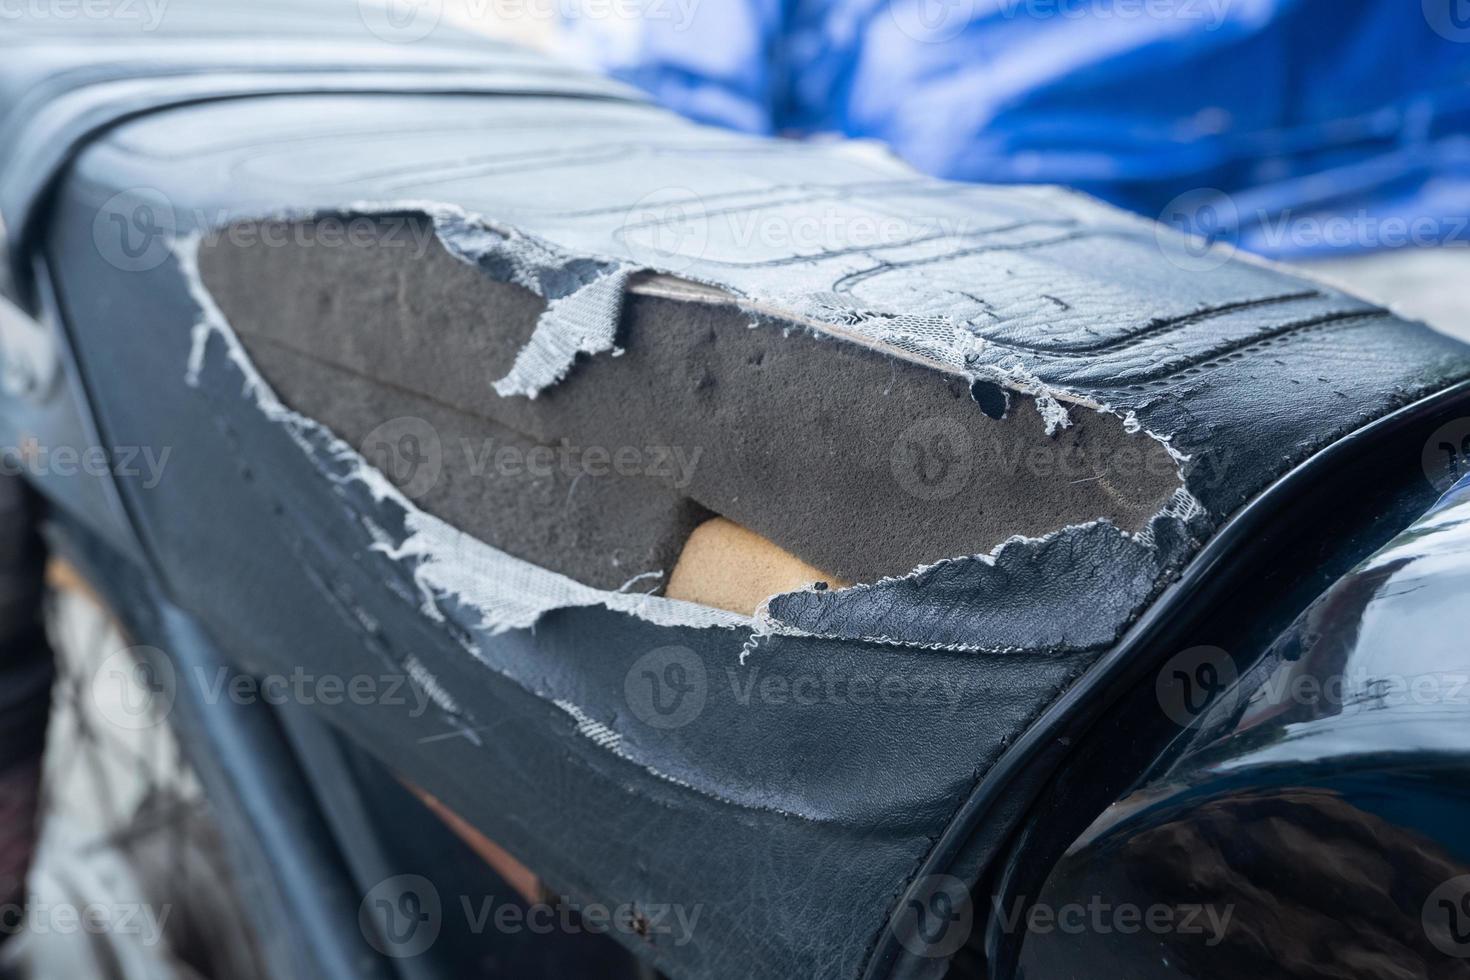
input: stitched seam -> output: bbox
[982,289,1325,355]
[1091,310,1389,389]
[830,229,1096,295]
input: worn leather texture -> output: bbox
[7,3,1470,979]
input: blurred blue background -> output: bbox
[561,0,1470,260]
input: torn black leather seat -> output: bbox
[45,90,1470,649]
[6,3,1470,979]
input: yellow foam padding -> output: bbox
[665,517,849,617]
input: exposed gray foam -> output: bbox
[246,339,709,590]
[200,217,1181,587]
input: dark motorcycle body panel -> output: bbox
[1008,478,1470,977]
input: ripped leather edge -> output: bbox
[176,232,750,637]
[174,204,1206,656]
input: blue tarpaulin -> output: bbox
[563,0,1470,257]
